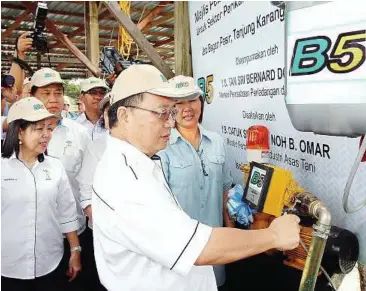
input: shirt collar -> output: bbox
[169,125,214,145]
[8,152,45,163]
[9,152,17,160]
[107,136,158,174]
[77,112,103,127]
[199,125,215,141]
[77,112,87,123]
[58,116,71,128]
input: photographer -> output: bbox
[9,32,33,96]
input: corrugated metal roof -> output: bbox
[1,1,175,79]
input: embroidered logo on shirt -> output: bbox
[63,140,73,155]
[43,169,52,180]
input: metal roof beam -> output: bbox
[19,2,101,77]
[1,10,31,39]
[103,1,173,78]
[142,15,173,32]
[137,2,171,30]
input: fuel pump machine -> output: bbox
[240,125,360,291]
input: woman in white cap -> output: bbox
[159,76,234,290]
[1,97,81,290]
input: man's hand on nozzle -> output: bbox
[15,32,33,58]
[268,214,301,251]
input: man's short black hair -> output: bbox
[108,93,144,129]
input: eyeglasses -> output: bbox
[197,149,208,176]
[126,105,178,121]
[85,89,107,96]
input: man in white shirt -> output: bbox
[75,95,111,290]
[29,68,99,290]
[75,77,109,140]
[78,93,111,226]
[92,64,301,291]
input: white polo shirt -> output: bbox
[92,136,217,291]
[75,113,107,140]
[47,118,92,234]
[76,132,108,228]
[1,154,79,279]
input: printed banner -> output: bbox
[189,1,366,263]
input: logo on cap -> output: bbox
[160,75,168,82]
[90,80,99,84]
[33,104,45,110]
[176,81,189,89]
[44,72,56,78]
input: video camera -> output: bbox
[100,47,147,87]
[100,47,126,77]
[31,2,48,53]
[100,47,128,88]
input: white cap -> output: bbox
[80,77,109,93]
[110,64,199,105]
[168,75,203,100]
[7,97,59,124]
[30,68,64,88]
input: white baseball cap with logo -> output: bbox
[110,64,202,105]
[31,68,64,88]
[168,75,203,100]
[7,97,60,124]
[80,77,109,93]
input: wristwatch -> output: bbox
[70,246,82,253]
